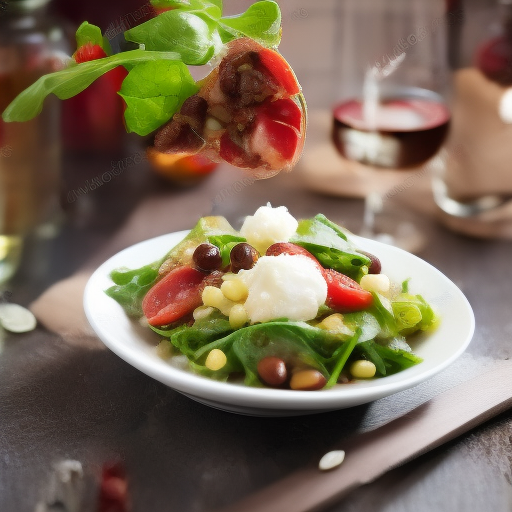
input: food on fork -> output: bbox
[1,1,305,177]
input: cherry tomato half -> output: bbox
[324,269,373,312]
[142,266,205,326]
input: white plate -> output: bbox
[84,231,475,416]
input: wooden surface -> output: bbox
[0,147,511,512]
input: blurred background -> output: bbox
[1,0,511,293]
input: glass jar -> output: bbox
[0,0,69,282]
[432,0,512,236]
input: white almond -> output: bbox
[319,450,346,471]
[0,303,37,333]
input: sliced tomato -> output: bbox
[250,114,299,167]
[258,98,302,131]
[266,243,324,273]
[142,266,205,326]
[324,269,373,312]
[258,48,301,96]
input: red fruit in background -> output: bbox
[142,266,205,326]
[147,147,218,185]
[73,43,107,63]
[63,44,128,153]
[475,36,512,85]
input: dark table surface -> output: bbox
[1,149,512,512]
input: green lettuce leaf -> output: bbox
[219,1,281,47]
[119,60,199,135]
[105,262,161,317]
[291,216,370,279]
[124,10,219,65]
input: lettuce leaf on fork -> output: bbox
[2,1,283,135]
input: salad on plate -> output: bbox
[106,205,438,391]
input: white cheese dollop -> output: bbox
[238,254,327,323]
[240,204,298,254]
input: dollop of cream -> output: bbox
[238,254,327,323]
[240,204,298,254]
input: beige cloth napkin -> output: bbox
[295,68,512,239]
[216,358,512,512]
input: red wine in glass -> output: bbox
[332,88,451,169]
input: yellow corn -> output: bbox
[229,304,249,329]
[221,279,249,302]
[349,360,377,379]
[205,349,227,371]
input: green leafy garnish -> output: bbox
[2,50,180,123]
[291,215,370,279]
[219,1,281,47]
[106,262,161,317]
[119,60,198,136]
[124,10,220,65]
[75,21,104,49]
[2,0,283,135]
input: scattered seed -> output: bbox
[0,303,37,333]
[318,450,345,471]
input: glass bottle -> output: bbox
[0,0,69,282]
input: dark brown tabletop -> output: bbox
[1,148,511,512]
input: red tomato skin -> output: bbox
[324,269,373,312]
[257,48,301,96]
[258,98,302,132]
[74,43,107,63]
[142,266,205,326]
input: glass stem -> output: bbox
[361,191,383,238]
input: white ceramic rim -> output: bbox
[84,230,475,412]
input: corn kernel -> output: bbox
[360,274,390,294]
[201,286,235,316]
[229,304,249,329]
[349,360,377,379]
[221,279,249,302]
[202,286,224,306]
[205,348,227,371]
[317,314,344,331]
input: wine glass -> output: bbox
[332,0,451,251]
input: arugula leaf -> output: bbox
[2,50,180,123]
[105,262,161,317]
[75,22,113,55]
[151,0,223,19]
[124,10,220,65]
[119,60,198,136]
[314,214,348,241]
[219,1,281,47]
[326,328,361,388]
[291,216,370,279]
